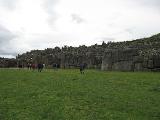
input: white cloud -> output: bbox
[0,0,18,10]
[0,24,17,56]
[43,0,58,26]
[71,14,85,24]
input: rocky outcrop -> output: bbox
[101,48,145,71]
[16,45,104,69]
[102,48,137,71]
[102,33,160,71]
[0,58,17,68]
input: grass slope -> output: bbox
[0,69,160,120]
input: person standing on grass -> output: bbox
[29,63,32,70]
[43,64,45,69]
[38,63,43,72]
[18,64,23,70]
[27,63,30,69]
[53,63,58,70]
[80,63,85,74]
[32,63,36,71]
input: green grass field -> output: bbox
[0,69,160,120]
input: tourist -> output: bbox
[38,63,43,72]
[80,63,85,74]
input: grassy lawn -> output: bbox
[0,69,160,120]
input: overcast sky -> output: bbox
[0,0,160,58]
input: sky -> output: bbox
[0,0,160,58]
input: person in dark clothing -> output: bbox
[53,63,58,70]
[27,63,30,69]
[37,63,43,72]
[80,63,85,74]
[18,64,23,69]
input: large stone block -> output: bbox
[101,60,112,71]
[153,55,160,68]
[148,60,154,68]
[112,61,134,71]
[134,63,143,71]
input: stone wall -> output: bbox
[16,45,104,69]
[2,33,160,71]
[101,49,143,71]
[0,58,17,68]
[101,33,160,71]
